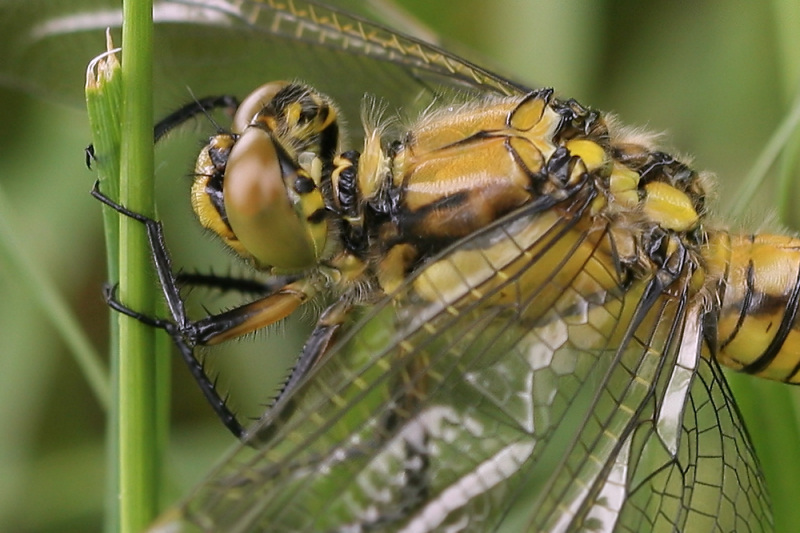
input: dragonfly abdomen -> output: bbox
[707,231,800,382]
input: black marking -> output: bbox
[507,88,553,128]
[742,257,800,376]
[643,228,669,268]
[85,144,96,169]
[208,138,235,169]
[205,170,229,226]
[154,95,239,143]
[720,260,755,352]
[294,175,315,194]
[269,83,340,161]
[544,146,575,189]
[318,121,339,162]
[336,151,361,218]
[307,208,327,224]
[316,105,329,124]
[637,152,675,183]
[271,84,311,117]
[638,152,699,190]
[550,96,605,143]
[176,271,297,296]
[399,191,471,235]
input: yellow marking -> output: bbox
[330,394,347,408]
[412,98,522,151]
[299,152,323,185]
[590,195,608,215]
[412,212,560,305]
[191,135,251,258]
[378,244,417,294]
[508,136,545,174]
[642,181,699,231]
[608,226,637,265]
[508,94,546,131]
[587,451,604,468]
[566,158,589,188]
[689,267,706,294]
[412,211,621,332]
[285,102,303,129]
[399,340,415,353]
[330,155,353,210]
[602,428,620,441]
[608,164,640,207]
[617,402,636,416]
[326,253,366,283]
[400,136,531,212]
[566,139,608,173]
[446,306,461,316]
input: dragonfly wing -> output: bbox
[148,182,761,532]
[615,344,772,533]
[6,0,526,135]
[153,187,772,532]
[530,294,773,532]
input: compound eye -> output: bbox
[231,81,290,134]
[223,125,325,271]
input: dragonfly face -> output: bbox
[192,81,339,273]
[11,1,800,532]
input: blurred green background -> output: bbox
[1,0,799,531]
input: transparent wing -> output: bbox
[615,326,771,533]
[154,190,771,532]
[3,0,527,143]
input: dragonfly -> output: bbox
[5,1,798,532]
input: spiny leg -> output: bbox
[104,283,244,437]
[176,271,297,298]
[246,299,351,444]
[154,95,239,142]
[86,95,239,169]
[94,182,347,440]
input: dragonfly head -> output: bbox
[191,81,340,274]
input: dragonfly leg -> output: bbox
[93,181,317,439]
[247,300,351,443]
[176,271,297,298]
[104,283,245,438]
[86,95,239,169]
[153,94,239,143]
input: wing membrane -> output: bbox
[157,188,771,531]
[6,0,526,140]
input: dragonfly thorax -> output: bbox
[191,81,718,300]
